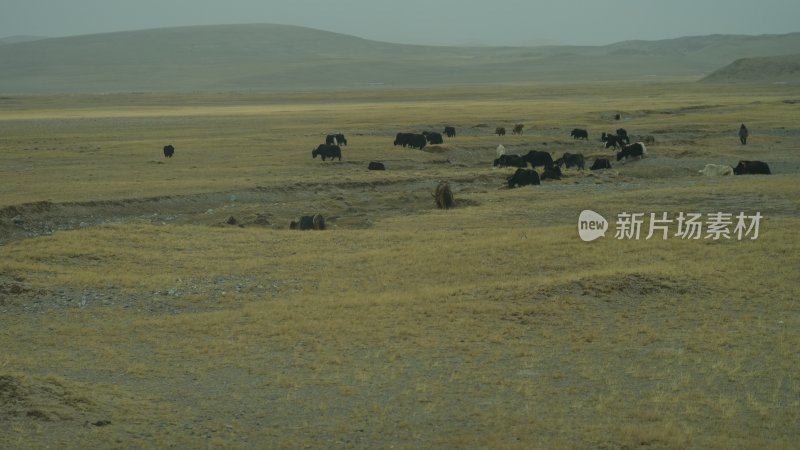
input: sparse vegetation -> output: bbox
[1,80,798,448]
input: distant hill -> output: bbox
[1,24,798,93]
[606,33,800,62]
[0,35,47,45]
[700,54,800,83]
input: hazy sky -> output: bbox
[2,0,798,46]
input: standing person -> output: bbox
[739,123,749,145]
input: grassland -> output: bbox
[1,81,799,448]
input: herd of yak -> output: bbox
[303,126,770,191]
[161,123,771,229]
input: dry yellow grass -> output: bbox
[1,81,799,448]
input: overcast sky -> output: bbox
[2,0,798,46]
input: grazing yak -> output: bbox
[738,124,749,145]
[394,132,427,149]
[495,127,506,136]
[616,142,647,163]
[312,144,342,161]
[590,158,612,170]
[570,128,589,140]
[433,181,455,209]
[368,161,386,170]
[326,133,347,146]
[555,153,585,170]
[733,160,770,175]
[522,150,554,169]
[423,131,444,145]
[512,124,524,134]
[493,154,527,168]
[496,144,506,158]
[507,168,540,188]
[699,164,734,176]
[290,214,326,230]
[163,144,175,158]
[443,126,456,138]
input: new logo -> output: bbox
[578,210,608,242]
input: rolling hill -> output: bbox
[0,24,798,93]
[700,54,800,83]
